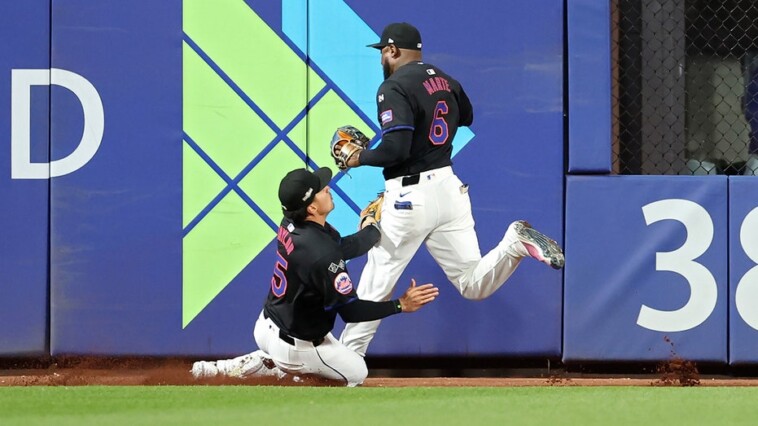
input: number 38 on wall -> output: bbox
[639,200,758,332]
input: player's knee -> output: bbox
[458,283,488,300]
[344,361,368,387]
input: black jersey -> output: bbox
[376,61,474,180]
[263,218,379,341]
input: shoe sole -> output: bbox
[515,221,565,270]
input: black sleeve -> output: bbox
[457,86,474,126]
[336,298,402,323]
[359,129,413,167]
[340,225,381,260]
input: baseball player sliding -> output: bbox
[192,168,438,386]
[332,23,565,356]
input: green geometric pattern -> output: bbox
[237,144,305,226]
[184,0,323,129]
[182,0,373,327]
[182,141,226,228]
[183,42,275,180]
[182,191,272,328]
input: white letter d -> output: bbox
[11,68,104,179]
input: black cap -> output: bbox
[278,167,332,212]
[367,22,422,50]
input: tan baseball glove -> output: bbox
[359,193,384,230]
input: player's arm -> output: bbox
[457,86,474,127]
[353,129,412,168]
[336,299,401,322]
[337,279,439,322]
[348,82,414,168]
[340,225,381,260]
[311,256,398,323]
[315,251,438,322]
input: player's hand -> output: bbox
[360,216,378,229]
[399,279,439,313]
[359,193,383,230]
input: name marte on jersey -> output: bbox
[422,76,451,95]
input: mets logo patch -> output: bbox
[333,272,353,295]
[380,109,393,125]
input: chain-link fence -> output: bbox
[612,0,758,175]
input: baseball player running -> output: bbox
[334,22,565,356]
[192,167,439,386]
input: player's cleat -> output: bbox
[191,352,287,380]
[191,361,219,379]
[512,220,564,269]
[223,353,266,378]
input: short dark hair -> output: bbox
[283,205,308,224]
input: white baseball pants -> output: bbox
[254,311,368,386]
[340,166,527,356]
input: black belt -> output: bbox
[401,174,420,186]
[278,331,324,347]
[263,311,324,347]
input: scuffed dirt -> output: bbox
[650,336,701,387]
[0,356,754,387]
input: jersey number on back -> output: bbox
[271,252,288,298]
[428,100,449,145]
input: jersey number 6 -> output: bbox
[428,100,449,145]
[271,252,288,298]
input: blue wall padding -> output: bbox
[564,176,727,362]
[49,0,183,355]
[0,0,51,356]
[567,0,612,173]
[728,177,758,365]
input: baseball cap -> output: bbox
[367,22,422,50]
[278,167,332,212]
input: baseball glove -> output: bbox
[330,125,370,171]
[359,193,384,230]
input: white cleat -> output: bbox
[191,361,220,379]
[192,351,287,380]
[224,353,265,378]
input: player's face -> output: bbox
[311,185,334,216]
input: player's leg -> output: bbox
[191,350,285,380]
[424,175,520,299]
[250,314,363,385]
[293,333,368,386]
[426,175,563,300]
[192,312,285,379]
[208,350,285,379]
[427,228,523,300]
[340,188,429,356]
[247,310,318,381]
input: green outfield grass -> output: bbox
[0,386,756,425]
